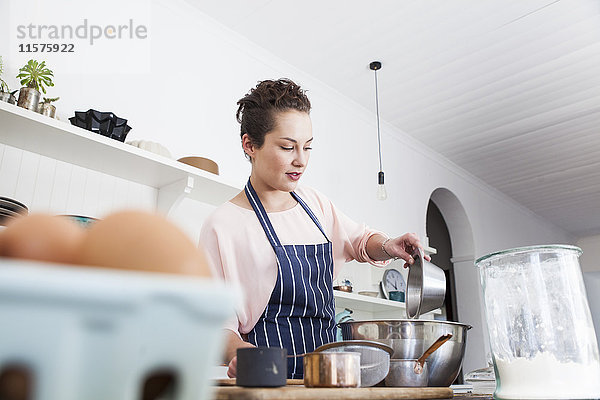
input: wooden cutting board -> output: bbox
[213,386,453,399]
[215,378,304,386]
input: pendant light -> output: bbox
[370,61,387,200]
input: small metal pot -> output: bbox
[17,87,40,111]
[386,359,428,387]
[333,285,352,293]
[39,103,56,118]
[0,91,17,104]
[303,352,360,388]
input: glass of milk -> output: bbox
[476,245,600,400]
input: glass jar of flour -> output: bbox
[476,245,600,400]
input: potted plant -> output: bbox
[0,56,18,105]
[38,96,59,118]
[16,59,54,111]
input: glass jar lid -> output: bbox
[475,244,582,266]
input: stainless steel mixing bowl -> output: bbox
[338,319,471,387]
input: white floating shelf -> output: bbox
[334,290,406,313]
[0,101,240,210]
[333,290,441,315]
[424,246,437,255]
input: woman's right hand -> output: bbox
[227,356,238,378]
[224,333,256,378]
[384,232,430,266]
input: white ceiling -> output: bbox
[190,0,600,237]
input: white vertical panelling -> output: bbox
[0,145,158,218]
[125,182,142,209]
[139,185,158,211]
[13,151,39,208]
[31,157,57,211]
[49,161,73,215]
[0,145,22,198]
[82,171,102,218]
[65,165,87,216]
[113,177,132,211]
[96,173,118,217]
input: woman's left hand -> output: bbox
[383,233,430,266]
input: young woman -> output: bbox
[199,79,426,379]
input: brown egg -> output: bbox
[0,365,32,400]
[76,210,212,277]
[0,214,85,264]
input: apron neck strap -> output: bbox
[290,191,329,241]
[245,179,282,248]
[244,178,330,248]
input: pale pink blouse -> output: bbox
[199,185,388,337]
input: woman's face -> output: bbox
[247,110,313,193]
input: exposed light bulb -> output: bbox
[377,184,387,201]
[377,171,387,201]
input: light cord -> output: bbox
[374,68,383,172]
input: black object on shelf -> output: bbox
[0,196,28,226]
[69,109,132,142]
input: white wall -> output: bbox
[578,234,600,272]
[579,236,600,349]
[0,0,576,378]
[584,272,600,350]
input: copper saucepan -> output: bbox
[302,352,361,388]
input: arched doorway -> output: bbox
[426,199,458,323]
[426,188,484,381]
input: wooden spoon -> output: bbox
[414,333,453,374]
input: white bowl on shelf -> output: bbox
[126,139,172,158]
[358,290,379,298]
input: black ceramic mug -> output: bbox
[236,347,287,387]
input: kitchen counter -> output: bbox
[212,384,493,400]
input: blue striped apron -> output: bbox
[244,179,336,379]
